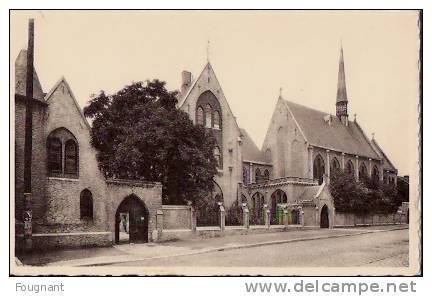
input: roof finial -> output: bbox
[354,113,357,121]
[371,132,375,140]
[279,87,283,99]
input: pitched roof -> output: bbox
[284,100,380,159]
[370,138,397,172]
[15,49,45,101]
[44,77,91,130]
[240,128,268,164]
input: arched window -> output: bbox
[313,155,325,184]
[47,137,62,176]
[255,168,261,183]
[214,146,221,167]
[205,104,212,128]
[64,140,78,177]
[346,160,355,177]
[47,128,79,178]
[264,169,270,181]
[372,165,380,183]
[196,106,204,125]
[330,157,340,176]
[243,167,249,185]
[80,189,93,220]
[213,110,221,130]
[359,163,368,180]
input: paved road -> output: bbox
[110,228,408,267]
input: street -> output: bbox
[110,228,408,267]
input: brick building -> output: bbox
[14,26,400,249]
[15,50,163,250]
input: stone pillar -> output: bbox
[156,209,164,241]
[308,145,314,179]
[355,155,359,181]
[263,204,270,228]
[219,203,225,231]
[283,207,289,229]
[341,153,345,171]
[299,207,305,227]
[368,158,372,178]
[325,149,330,183]
[190,206,197,232]
[242,203,249,229]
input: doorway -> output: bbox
[320,205,329,228]
[115,195,149,244]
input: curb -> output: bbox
[51,226,408,267]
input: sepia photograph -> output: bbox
[10,10,421,276]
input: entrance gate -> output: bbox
[115,194,149,244]
[320,204,329,228]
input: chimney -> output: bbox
[181,70,192,96]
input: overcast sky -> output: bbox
[11,10,420,176]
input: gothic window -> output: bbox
[359,163,368,180]
[330,157,340,176]
[196,106,204,125]
[346,160,355,177]
[80,189,93,220]
[47,137,62,176]
[205,104,212,128]
[243,167,249,185]
[213,110,221,130]
[47,128,79,178]
[372,165,380,183]
[64,140,78,177]
[214,146,221,167]
[255,168,261,183]
[264,169,270,181]
[313,154,325,185]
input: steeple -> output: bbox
[336,45,349,125]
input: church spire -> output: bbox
[336,45,349,125]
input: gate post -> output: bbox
[242,203,249,230]
[283,207,289,229]
[219,203,225,231]
[156,209,164,241]
[264,204,270,229]
[299,207,305,227]
[190,206,197,232]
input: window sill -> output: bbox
[48,176,80,182]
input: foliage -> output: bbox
[330,170,401,215]
[195,194,221,227]
[84,80,218,205]
[225,201,243,226]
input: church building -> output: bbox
[14,21,400,250]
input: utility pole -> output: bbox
[23,18,34,250]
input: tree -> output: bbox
[84,80,218,205]
[330,170,401,215]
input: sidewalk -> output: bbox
[18,225,408,267]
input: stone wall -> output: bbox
[162,205,192,230]
[261,98,309,179]
[334,212,408,227]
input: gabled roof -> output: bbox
[370,138,397,173]
[15,49,45,101]
[44,77,91,130]
[240,128,268,164]
[284,100,380,159]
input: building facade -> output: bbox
[14,23,399,249]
